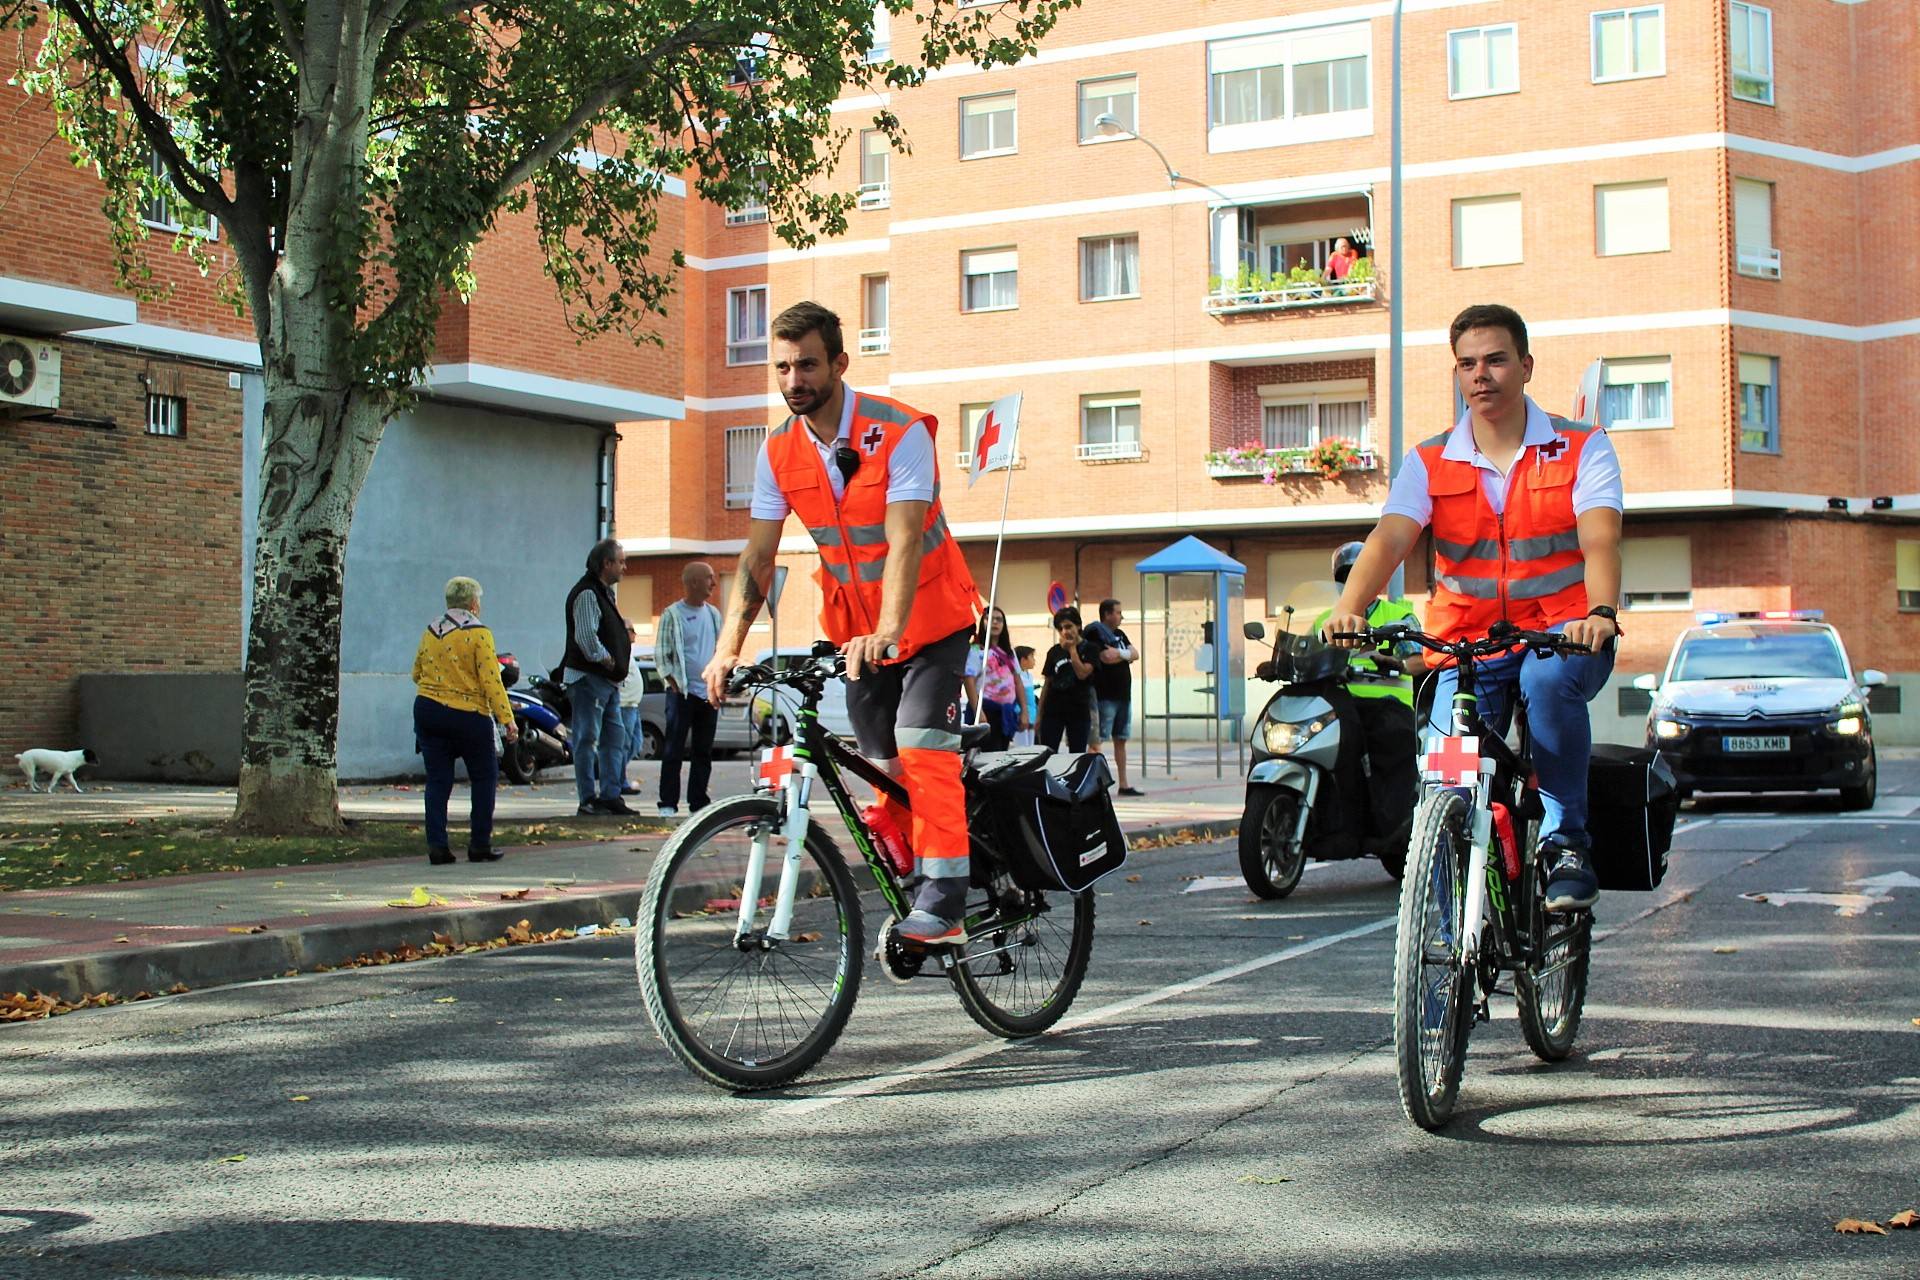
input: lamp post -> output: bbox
[1388,0,1406,599]
[1094,113,1245,206]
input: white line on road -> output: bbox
[775,914,1396,1118]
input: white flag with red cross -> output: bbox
[755,745,795,792]
[968,392,1022,487]
[1420,735,1493,786]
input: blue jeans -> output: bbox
[1422,622,1615,847]
[568,672,626,806]
[620,705,645,761]
[413,696,498,851]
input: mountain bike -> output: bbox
[1338,619,1596,1130]
[635,644,1101,1091]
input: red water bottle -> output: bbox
[1490,802,1521,882]
[861,803,915,876]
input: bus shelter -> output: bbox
[1135,536,1246,778]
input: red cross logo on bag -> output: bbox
[756,745,794,791]
[1421,735,1487,786]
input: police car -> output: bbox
[1632,612,1883,808]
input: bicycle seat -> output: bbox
[958,721,994,750]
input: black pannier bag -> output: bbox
[1585,744,1679,891]
[969,751,1128,893]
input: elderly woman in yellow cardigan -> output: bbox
[411,576,519,865]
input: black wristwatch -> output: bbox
[1587,605,1619,622]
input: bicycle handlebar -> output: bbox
[724,641,900,697]
[1333,622,1591,661]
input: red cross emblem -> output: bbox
[1421,735,1486,785]
[1537,435,1568,461]
[973,410,1001,473]
[860,424,886,455]
[756,745,794,791]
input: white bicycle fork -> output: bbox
[734,761,817,943]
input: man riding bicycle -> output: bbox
[1324,303,1623,913]
[702,301,981,946]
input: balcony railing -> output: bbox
[1736,246,1782,279]
[724,205,768,227]
[858,326,890,355]
[1204,446,1379,479]
[1076,439,1143,462]
[953,448,1023,469]
[857,181,891,210]
[1203,274,1378,316]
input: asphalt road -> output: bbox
[3,769,1918,1280]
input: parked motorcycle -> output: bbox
[496,653,572,785]
[1239,581,1417,898]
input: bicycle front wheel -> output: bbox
[1516,832,1592,1061]
[950,867,1096,1038]
[1393,788,1474,1130]
[636,795,865,1090]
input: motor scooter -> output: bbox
[496,653,572,785]
[1239,582,1417,898]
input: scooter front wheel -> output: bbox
[1239,786,1307,899]
[501,714,541,785]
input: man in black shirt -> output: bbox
[1083,598,1143,795]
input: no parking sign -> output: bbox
[1046,581,1067,614]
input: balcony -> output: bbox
[858,326,890,355]
[1206,192,1377,318]
[1076,440,1143,462]
[1204,271,1378,316]
[1205,443,1379,481]
[1736,245,1782,279]
[857,182,891,211]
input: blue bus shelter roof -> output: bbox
[1134,535,1246,576]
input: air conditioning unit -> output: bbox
[0,334,61,414]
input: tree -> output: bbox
[6,0,1080,833]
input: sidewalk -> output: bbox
[1,747,1246,1007]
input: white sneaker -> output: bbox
[656,805,679,817]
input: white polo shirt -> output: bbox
[749,386,937,520]
[1381,396,1624,524]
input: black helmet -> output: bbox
[1331,541,1366,585]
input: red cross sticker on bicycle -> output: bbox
[756,745,795,791]
[1421,735,1489,785]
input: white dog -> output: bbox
[16,748,99,793]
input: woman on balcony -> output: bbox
[1326,236,1360,283]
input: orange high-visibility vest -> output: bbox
[1417,416,1596,643]
[765,392,980,657]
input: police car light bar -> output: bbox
[1694,609,1825,624]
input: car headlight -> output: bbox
[1652,717,1689,741]
[1263,715,1334,754]
[1831,715,1864,736]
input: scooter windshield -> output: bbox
[1268,580,1350,684]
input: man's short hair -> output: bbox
[444,576,482,610]
[1449,303,1529,360]
[1098,598,1121,621]
[586,538,624,576]
[771,301,845,361]
[682,561,713,588]
[1052,607,1081,629]
[1015,645,1035,661]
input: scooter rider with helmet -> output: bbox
[1315,542,1425,840]
[1314,541,1426,707]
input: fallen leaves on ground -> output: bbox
[1237,1174,1292,1185]
[218,1154,248,1164]
[433,996,458,1004]
[1835,1218,1888,1235]
[225,925,268,935]
[1138,919,1152,926]
[1125,874,1142,883]
[1711,946,1738,955]
[499,888,531,900]
[1889,1210,1917,1229]
[386,886,449,909]
[1128,829,1215,850]
[288,1095,310,1103]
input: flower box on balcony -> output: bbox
[1204,444,1379,481]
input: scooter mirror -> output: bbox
[1244,621,1266,641]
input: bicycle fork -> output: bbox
[736,760,817,944]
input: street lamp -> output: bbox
[1093,113,1243,205]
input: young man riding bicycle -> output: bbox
[1324,303,1624,914]
[701,301,981,947]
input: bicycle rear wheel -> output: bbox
[950,865,1096,1038]
[636,795,865,1090]
[1393,788,1474,1130]
[1516,834,1592,1062]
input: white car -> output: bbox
[750,647,855,742]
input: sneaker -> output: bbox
[1117,786,1145,798]
[893,910,967,947]
[1541,839,1599,913]
[598,796,636,817]
[656,804,680,818]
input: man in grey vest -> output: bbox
[562,538,635,816]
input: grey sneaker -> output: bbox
[893,910,967,946]
[1542,839,1599,913]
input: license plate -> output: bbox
[1723,734,1789,753]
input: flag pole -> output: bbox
[974,439,1016,727]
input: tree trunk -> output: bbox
[232,379,387,835]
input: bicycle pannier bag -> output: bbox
[1585,744,1678,891]
[970,751,1128,892]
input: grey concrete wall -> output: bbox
[242,383,608,779]
[77,673,242,781]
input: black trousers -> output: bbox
[1039,700,1091,753]
[659,692,718,811]
[414,695,497,850]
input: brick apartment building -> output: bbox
[0,78,684,776]
[615,0,1920,745]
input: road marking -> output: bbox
[1183,864,1331,894]
[775,914,1396,1118]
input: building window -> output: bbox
[867,2,890,63]
[1207,23,1370,146]
[726,286,768,365]
[1592,6,1664,82]
[724,167,769,226]
[1738,354,1778,453]
[1599,356,1672,430]
[961,247,1018,312]
[1080,234,1140,301]
[729,33,769,84]
[1259,382,1368,450]
[1451,194,1522,268]
[1079,395,1142,460]
[1595,180,1670,256]
[1730,3,1773,104]
[1898,541,1920,612]
[723,426,764,509]
[960,92,1016,159]
[141,146,218,238]
[858,129,890,208]
[1734,178,1779,277]
[1079,74,1137,142]
[1448,24,1518,99]
[860,274,890,354]
[1621,536,1693,610]
[145,392,185,437]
